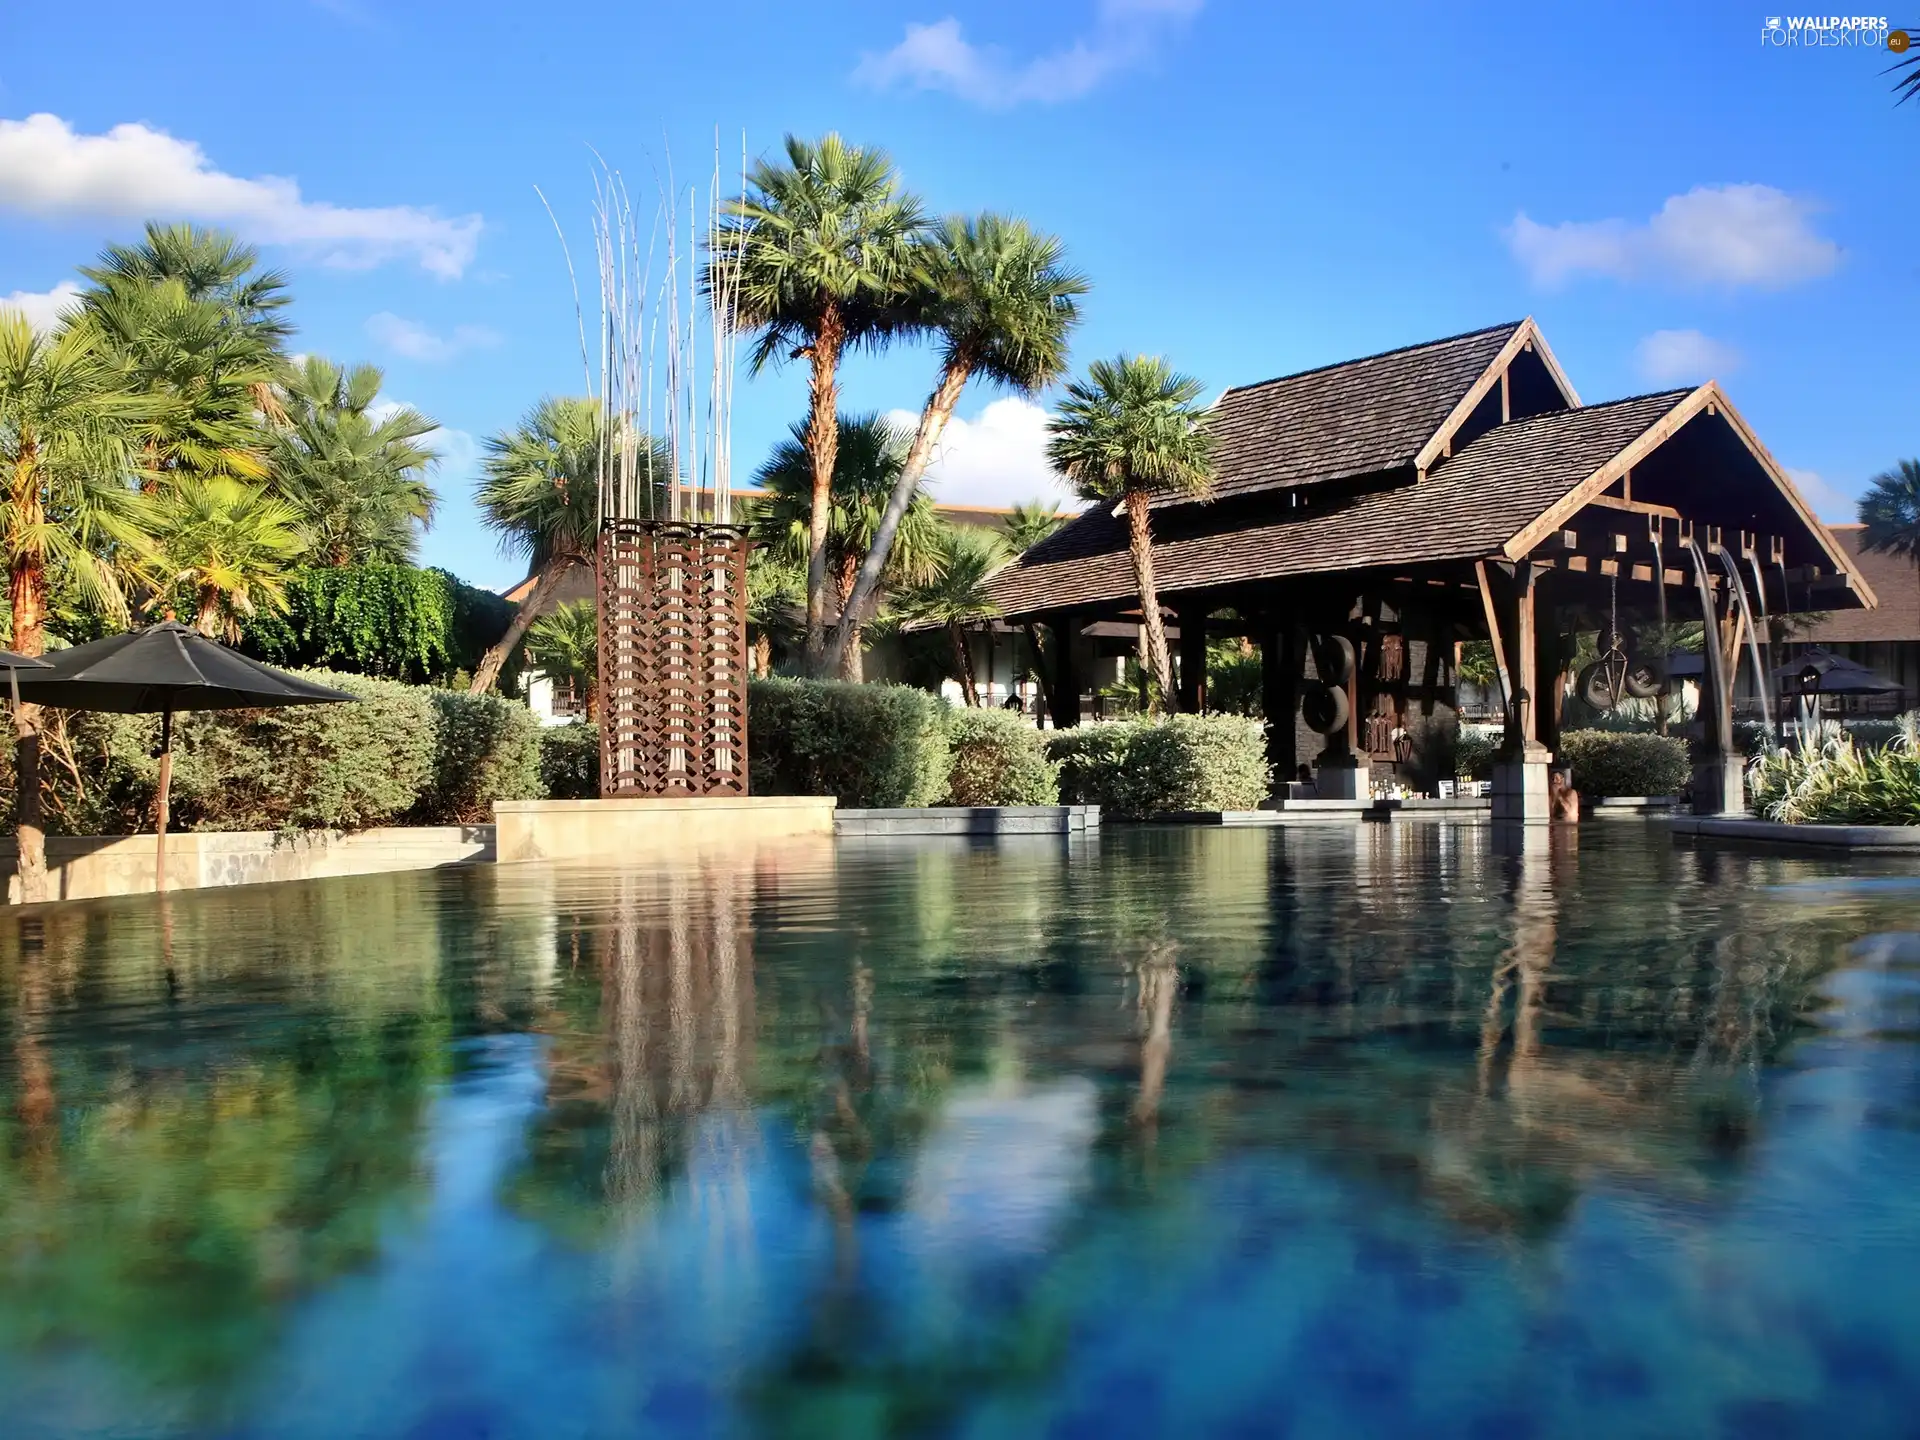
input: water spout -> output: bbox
[1715,545,1773,736]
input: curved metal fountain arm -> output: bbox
[1715,544,1774,737]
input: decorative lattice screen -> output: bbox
[597,519,750,797]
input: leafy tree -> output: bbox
[746,545,805,677]
[78,221,294,349]
[829,214,1086,675]
[1860,458,1920,609]
[1003,499,1065,553]
[0,311,157,900]
[150,475,304,638]
[711,134,925,670]
[895,521,1011,706]
[748,412,944,680]
[525,600,598,720]
[471,397,662,695]
[1046,355,1214,702]
[269,356,438,566]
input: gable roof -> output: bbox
[1196,320,1554,505]
[990,391,1695,618]
[1791,526,1918,643]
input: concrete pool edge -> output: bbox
[1660,815,1920,850]
[493,795,838,862]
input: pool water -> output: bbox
[2,824,1918,1438]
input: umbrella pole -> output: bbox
[156,707,172,895]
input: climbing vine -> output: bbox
[244,565,514,684]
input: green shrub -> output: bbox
[942,709,1058,806]
[748,678,951,808]
[1454,726,1500,781]
[1046,714,1270,817]
[412,689,543,823]
[244,565,515,685]
[1557,729,1691,798]
[540,722,601,800]
[1750,715,1920,825]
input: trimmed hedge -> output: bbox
[943,709,1059,806]
[1557,729,1691,799]
[1047,714,1270,817]
[748,678,950,809]
[540,722,601,800]
[2,669,544,834]
[412,689,543,823]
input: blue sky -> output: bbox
[2,0,1913,590]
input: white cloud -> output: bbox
[1507,184,1839,289]
[885,396,1073,508]
[1785,467,1858,525]
[1635,328,1741,385]
[365,312,501,363]
[0,113,482,278]
[0,280,82,332]
[855,0,1202,107]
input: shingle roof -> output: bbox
[989,390,1693,619]
[1195,321,1524,504]
[1792,526,1920,642]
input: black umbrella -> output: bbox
[1770,647,1902,696]
[10,623,357,892]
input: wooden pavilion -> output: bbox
[987,320,1874,818]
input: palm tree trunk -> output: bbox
[753,631,773,679]
[195,588,222,637]
[802,305,846,675]
[1125,496,1174,702]
[949,622,979,706]
[471,559,574,695]
[10,547,47,906]
[826,357,974,676]
[834,553,862,681]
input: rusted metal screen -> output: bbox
[597,519,750,797]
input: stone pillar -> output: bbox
[1176,606,1208,713]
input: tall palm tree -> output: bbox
[1003,499,1065,553]
[269,357,439,566]
[1047,355,1214,702]
[827,215,1086,676]
[0,311,158,901]
[525,600,599,720]
[1860,458,1920,610]
[896,521,1011,706]
[150,475,305,639]
[471,397,662,695]
[79,222,294,349]
[710,134,925,670]
[749,412,944,680]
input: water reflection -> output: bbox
[0,826,1916,1437]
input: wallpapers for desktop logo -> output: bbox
[1759,14,1901,45]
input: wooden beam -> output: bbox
[1414,318,1582,476]
[1475,559,1514,729]
[1579,492,1683,521]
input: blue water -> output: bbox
[1,823,1918,1438]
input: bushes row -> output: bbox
[1047,713,1270,817]
[1557,729,1691,799]
[0,670,542,835]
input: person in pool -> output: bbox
[1549,767,1581,822]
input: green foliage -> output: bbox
[1047,354,1214,508]
[1206,642,1262,717]
[942,709,1058,806]
[1557,729,1692,798]
[748,677,950,807]
[1047,714,1270,817]
[1453,725,1500,782]
[540,722,601,800]
[1003,500,1066,553]
[243,564,511,684]
[412,689,543,823]
[1456,640,1497,688]
[150,474,304,638]
[1859,458,1920,570]
[1749,714,1920,825]
[524,601,596,713]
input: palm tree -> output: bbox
[710,134,925,671]
[79,222,294,349]
[269,357,439,566]
[471,397,659,695]
[525,600,598,720]
[1860,458,1920,610]
[150,475,305,639]
[896,522,1011,706]
[827,215,1086,676]
[749,412,944,680]
[1046,355,1214,702]
[0,311,158,901]
[1003,499,1065,553]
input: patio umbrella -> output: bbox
[9,623,357,892]
[0,649,51,709]
[1770,647,1902,696]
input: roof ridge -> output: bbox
[1219,321,1525,397]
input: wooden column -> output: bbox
[1176,606,1208,714]
[1512,562,1539,749]
[1260,616,1300,778]
[1531,571,1561,753]
[1051,614,1082,729]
